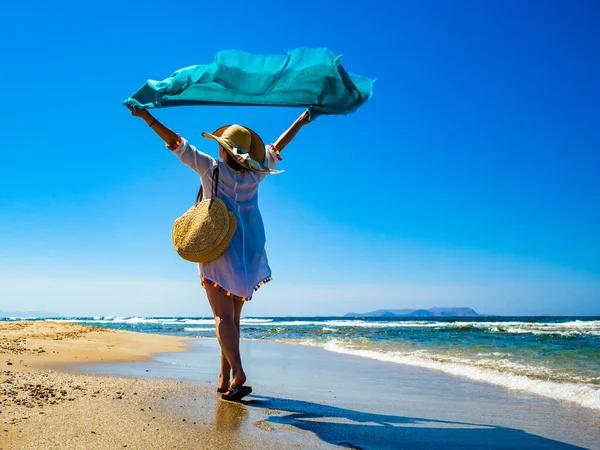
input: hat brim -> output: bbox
[202,125,266,170]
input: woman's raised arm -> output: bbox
[273,110,311,152]
[126,105,180,149]
[126,105,217,177]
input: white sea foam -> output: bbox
[240,318,273,324]
[46,319,83,323]
[175,319,214,325]
[475,352,513,358]
[37,316,600,336]
[183,327,214,332]
[241,319,429,328]
[127,317,159,324]
[319,340,600,410]
[237,319,600,336]
[242,320,329,327]
[47,317,163,324]
[45,317,216,325]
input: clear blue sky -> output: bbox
[1,0,598,316]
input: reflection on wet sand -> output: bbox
[213,398,250,443]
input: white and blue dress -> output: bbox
[171,138,281,301]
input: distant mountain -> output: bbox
[344,307,479,318]
[427,308,479,317]
[0,311,60,318]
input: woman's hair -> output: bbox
[221,147,246,172]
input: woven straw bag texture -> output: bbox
[172,197,236,263]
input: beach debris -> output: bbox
[253,420,275,432]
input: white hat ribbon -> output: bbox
[222,136,283,174]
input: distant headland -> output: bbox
[344,307,479,318]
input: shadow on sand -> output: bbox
[247,395,583,449]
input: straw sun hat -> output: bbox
[202,124,281,174]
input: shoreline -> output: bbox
[0,321,304,449]
[67,333,600,412]
[79,338,600,449]
[8,315,598,412]
[2,322,599,449]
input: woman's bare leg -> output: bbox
[218,298,244,390]
[219,352,232,391]
[206,285,246,389]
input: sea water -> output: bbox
[4,316,599,410]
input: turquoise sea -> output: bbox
[3,316,599,410]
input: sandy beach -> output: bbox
[1,322,599,449]
[0,322,297,449]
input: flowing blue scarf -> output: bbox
[123,48,374,119]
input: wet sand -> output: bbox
[82,339,600,450]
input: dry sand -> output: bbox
[0,321,305,450]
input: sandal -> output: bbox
[221,385,252,402]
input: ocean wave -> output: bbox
[45,317,216,325]
[183,327,214,332]
[176,319,215,325]
[36,316,600,337]
[13,317,596,335]
[240,318,273,324]
[319,340,600,410]
[241,320,442,328]
[0,316,48,321]
[240,319,600,336]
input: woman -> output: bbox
[127,106,310,401]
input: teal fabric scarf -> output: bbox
[123,48,374,119]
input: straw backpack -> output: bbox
[171,167,236,263]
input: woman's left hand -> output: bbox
[297,110,311,126]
